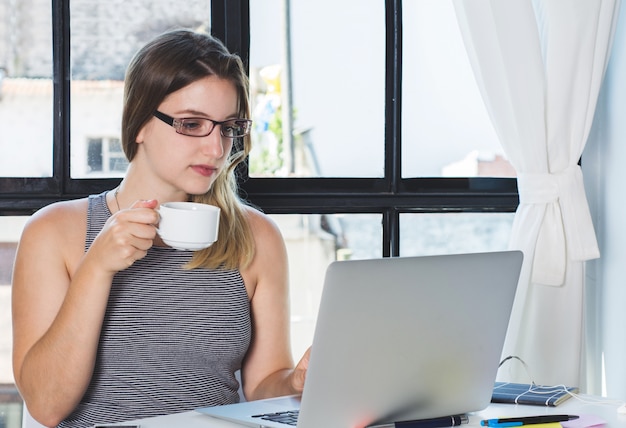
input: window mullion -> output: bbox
[386,0,402,193]
[52,0,71,193]
[211,0,250,69]
[382,209,400,258]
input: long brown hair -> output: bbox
[122,29,254,269]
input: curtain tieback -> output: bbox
[517,166,599,286]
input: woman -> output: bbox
[12,29,309,428]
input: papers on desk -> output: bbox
[521,424,561,427]
[562,414,607,427]
[484,415,606,427]
[482,414,605,427]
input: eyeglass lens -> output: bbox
[175,118,251,138]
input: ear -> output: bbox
[136,122,149,144]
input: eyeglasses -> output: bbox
[153,110,252,138]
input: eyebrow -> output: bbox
[173,109,240,119]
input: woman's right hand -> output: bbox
[88,199,160,274]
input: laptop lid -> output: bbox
[197,250,523,428]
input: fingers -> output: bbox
[115,199,160,229]
[102,223,153,271]
[130,199,159,210]
[113,208,159,266]
[92,200,161,273]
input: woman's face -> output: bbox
[135,75,239,196]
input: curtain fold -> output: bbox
[452,0,619,386]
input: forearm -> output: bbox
[17,327,98,425]
[244,368,301,401]
[14,263,114,426]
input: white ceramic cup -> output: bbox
[157,202,220,251]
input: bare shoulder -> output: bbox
[20,198,89,252]
[240,207,287,271]
[12,199,90,310]
[25,198,88,232]
[243,205,283,242]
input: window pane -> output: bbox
[271,213,382,357]
[402,0,512,178]
[400,213,515,257]
[0,2,53,177]
[69,0,211,178]
[249,0,385,177]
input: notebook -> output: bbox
[197,250,523,428]
[491,382,578,407]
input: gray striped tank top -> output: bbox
[59,192,251,428]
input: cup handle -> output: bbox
[155,208,163,236]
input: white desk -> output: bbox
[121,396,626,427]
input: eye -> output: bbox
[222,121,245,137]
[181,119,203,131]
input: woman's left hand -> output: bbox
[291,347,311,393]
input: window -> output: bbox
[249,0,385,178]
[83,137,128,177]
[402,0,508,178]
[0,0,53,178]
[0,1,519,420]
[69,0,211,179]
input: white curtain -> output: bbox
[452,0,619,387]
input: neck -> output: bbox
[114,170,189,209]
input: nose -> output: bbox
[199,127,225,159]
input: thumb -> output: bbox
[298,346,311,370]
[291,346,311,393]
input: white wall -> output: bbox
[583,2,626,399]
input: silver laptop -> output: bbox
[197,251,523,428]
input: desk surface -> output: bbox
[121,396,626,427]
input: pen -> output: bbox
[480,414,579,427]
[368,414,469,428]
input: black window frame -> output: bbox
[0,0,519,258]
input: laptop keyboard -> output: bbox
[252,410,300,426]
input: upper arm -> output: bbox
[11,201,86,380]
[240,209,294,398]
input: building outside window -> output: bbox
[85,136,128,177]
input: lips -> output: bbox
[191,165,217,177]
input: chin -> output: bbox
[186,184,215,196]
[181,174,220,196]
